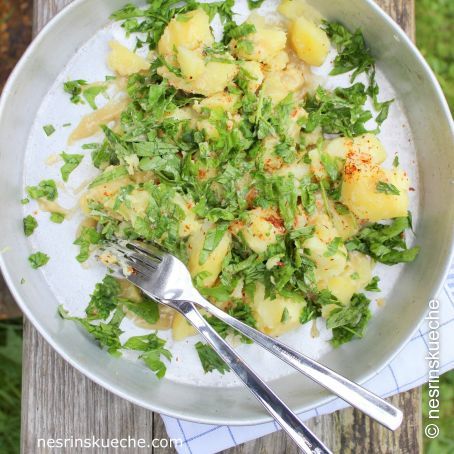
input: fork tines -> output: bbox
[103,240,163,276]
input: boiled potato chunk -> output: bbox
[80,175,133,216]
[289,16,330,66]
[174,194,201,238]
[177,46,205,80]
[305,214,348,280]
[341,161,410,222]
[278,0,323,24]
[158,61,238,97]
[195,92,240,113]
[262,64,305,104]
[320,252,373,316]
[241,208,285,254]
[241,61,264,92]
[274,162,311,180]
[265,50,289,72]
[324,134,387,165]
[172,312,197,340]
[188,222,232,287]
[158,9,213,58]
[107,41,150,76]
[233,15,287,65]
[69,98,129,143]
[252,283,304,336]
[329,201,359,239]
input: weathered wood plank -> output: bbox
[23,1,420,454]
[21,324,155,454]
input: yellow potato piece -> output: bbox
[233,15,287,65]
[195,92,240,113]
[289,16,330,66]
[278,0,323,23]
[158,9,214,57]
[69,98,129,143]
[240,61,264,92]
[252,283,304,336]
[158,61,238,97]
[341,160,410,222]
[107,41,150,76]
[324,134,387,165]
[329,201,359,240]
[177,46,205,80]
[174,194,201,238]
[320,252,373,315]
[187,222,232,287]
[241,208,285,254]
[172,312,197,341]
[305,214,348,280]
[262,64,305,104]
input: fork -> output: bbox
[106,240,403,450]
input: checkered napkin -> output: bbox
[162,260,454,454]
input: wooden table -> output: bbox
[20,1,421,453]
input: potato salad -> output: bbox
[25,0,419,377]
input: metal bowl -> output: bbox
[0,0,453,425]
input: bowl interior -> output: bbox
[0,0,452,425]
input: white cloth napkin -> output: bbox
[162,260,454,454]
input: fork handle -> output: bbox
[170,299,331,454]
[190,293,403,431]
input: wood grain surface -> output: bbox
[19,1,420,453]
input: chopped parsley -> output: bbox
[122,297,160,325]
[322,21,394,125]
[247,0,265,9]
[28,252,50,269]
[59,277,169,376]
[301,84,375,137]
[60,152,84,182]
[59,305,124,356]
[195,342,230,374]
[23,215,38,236]
[376,181,400,195]
[85,275,121,320]
[328,293,371,347]
[346,216,420,265]
[26,179,58,201]
[83,85,107,109]
[74,227,101,263]
[63,79,87,104]
[393,156,400,168]
[365,276,381,292]
[43,124,56,136]
[50,212,65,223]
[123,333,171,378]
[324,237,343,257]
[280,307,290,323]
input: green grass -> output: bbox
[0,2,452,453]
[416,0,454,112]
[0,319,22,454]
[422,371,454,453]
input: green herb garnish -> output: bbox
[376,181,400,195]
[26,180,58,201]
[23,215,38,236]
[60,152,84,182]
[195,342,230,374]
[43,124,56,136]
[28,252,50,269]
